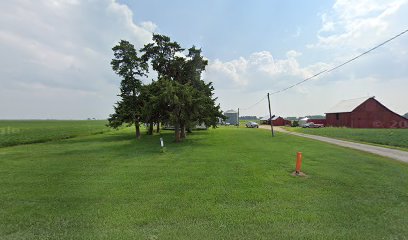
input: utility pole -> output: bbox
[267,93,274,137]
[237,108,240,127]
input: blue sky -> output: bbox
[120,0,332,61]
[0,0,407,119]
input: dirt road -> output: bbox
[259,125,408,163]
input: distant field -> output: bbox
[0,120,111,147]
[0,126,407,239]
[286,127,408,150]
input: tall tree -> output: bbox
[141,34,187,141]
[107,40,147,139]
[108,35,222,142]
[179,46,223,136]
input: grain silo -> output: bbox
[224,109,239,125]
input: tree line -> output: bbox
[107,34,224,142]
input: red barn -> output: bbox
[272,116,291,126]
[326,97,408,128]
[307,118,327,125]
[260,116,290,126]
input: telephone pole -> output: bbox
[267,93,274,137]
[237,108,240,127]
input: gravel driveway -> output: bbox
[259,125,408,163]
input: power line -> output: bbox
[240,95,267,111]
[238,29,408,113]
[268,28,408,95]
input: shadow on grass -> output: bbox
[52,129,213,159]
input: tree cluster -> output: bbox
[107,34,224,142]
[239,116,258,120]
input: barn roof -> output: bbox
[326,96,374,113]
[260,116,282,121]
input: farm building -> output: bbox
[307,118,326,125]
[273,116,291,126]
[259,116,270,125]
[224,109,239,125]
[260,116,290,126]
[326,97,408,128]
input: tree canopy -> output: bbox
[107,40,147,139]
[108,34,223,142]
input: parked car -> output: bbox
[302,122,324,128]
[246,121,259,128]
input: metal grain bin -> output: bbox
[224,109,239,125]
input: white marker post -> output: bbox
[160,137,164,148]
[160,137,165,153]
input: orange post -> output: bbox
[295,152,302,174]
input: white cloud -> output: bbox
[0,0,155,119]
[311,0,408,49]
[206,50,329,92]
[207,0,408,117]
[1,0,407,119]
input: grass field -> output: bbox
[239,119,260,127]
[0,123,407,239]
[285,127,408,150]
[0,120,111,147]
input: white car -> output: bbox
[246,121,259,128]
[302,122,324,128]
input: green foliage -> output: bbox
[1,127,407,239]
[291,120,299,127]
[0,120,110,147]
[140,34,184,79]
[108,40,148,139]
[288,127,408,150]
[110,34,223,142]
[404,112,408,119]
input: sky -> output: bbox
[0,0,407,119]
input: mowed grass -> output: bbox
[285,127,408,150]
[0,126,407,239]
[0,120,111,147]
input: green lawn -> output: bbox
[0,125,407,239]
[285,127,408,151]
[0,120,111,147]
[239,119,260,126]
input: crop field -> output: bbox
[0,122,407,239]
[0,120,111,147]
[286,127,408,150]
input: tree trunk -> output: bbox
[148,121,154,135]
[156,122,160,133]
[180,123,186,139]
[135,122,141,139]
[174,122,181,142]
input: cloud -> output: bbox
[311,0,408,49]
[0,0,155,119]
[207,0,408,117]
[205,50,329,92]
